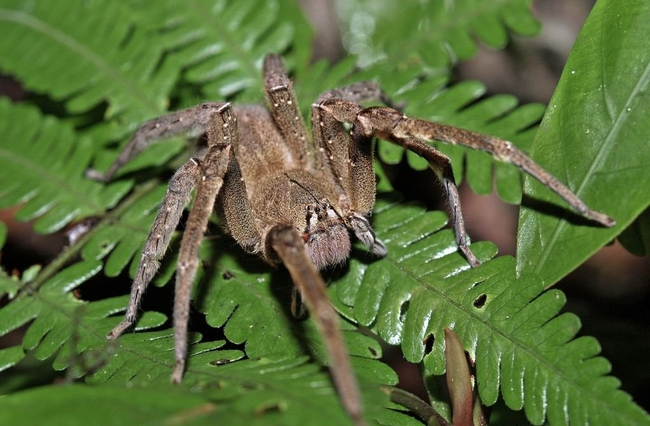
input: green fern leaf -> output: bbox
[327,198,648,425]
[79,181,170,278]
[0,100,132,232]
[190,245,387,370]
[87,325,394,393]
[84,329,239,384]
[337,0,540,68]
[517,0,650,285]
[0,0,312,227]
[0,1,177,126]
[128,0,312,102]
[0,354,405,426]
[0,259,166,373]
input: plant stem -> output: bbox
[383,386,450,426]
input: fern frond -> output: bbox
[328,198,648,426]
[128,0,312,102]
[188,245,387,371]
[0,0,309,141]
[0,100,131,232]
[0,1,176,127]
[0,355,408,426]
[337,0,540,69]
[0,258,167,373]
[87,326,395,399]
[0,0,313,232]
[79,181,169,278]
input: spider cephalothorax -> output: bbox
[89,54,614,426]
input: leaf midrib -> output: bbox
[532,35,650,277]
[386,249,631,423]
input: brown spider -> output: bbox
[88,54,614,425]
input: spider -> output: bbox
[88,54,614,426]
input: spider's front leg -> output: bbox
[359,106,615,228]
[269,225,366,426]
[101,102,243,384]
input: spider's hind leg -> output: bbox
[170,103,252,383]
[171,142,232,383]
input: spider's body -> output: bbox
[89,54,614,426]
[227,105,355,269]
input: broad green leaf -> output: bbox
[516,0,650,285]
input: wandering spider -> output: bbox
[88,54,615,425]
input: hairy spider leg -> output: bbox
[318,101,615,267]
[270,225,366,426]
[86,102,232,183]
[263,54,313,170]
[310,81,396,255]
[172,143,231,382]
[106,159,202,339]
[376,107,615,227]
